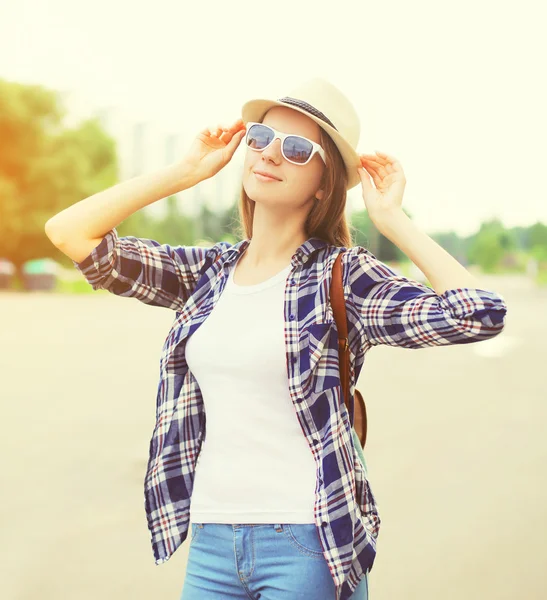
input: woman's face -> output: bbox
[242,106,326,210]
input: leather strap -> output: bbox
[330,251,367,447]
[331,253,351,413]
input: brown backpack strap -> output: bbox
[330,251,367,447]
[330,252,352,417]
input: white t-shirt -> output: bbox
[186,254,317,523]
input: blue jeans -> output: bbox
[180,522,369,599]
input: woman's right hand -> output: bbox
[184,118,247,181]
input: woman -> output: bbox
[45,78,508,600]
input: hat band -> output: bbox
[277,96,338,131]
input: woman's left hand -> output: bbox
[357,151,406,227]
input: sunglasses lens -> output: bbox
[283,136,313,164]
[246,124,274,150]
[246,124,314,164]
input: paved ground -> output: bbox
[1,274,546,599]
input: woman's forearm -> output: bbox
[375,210,483,295]
[45,160,202,245]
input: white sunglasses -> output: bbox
[245,122,326,166]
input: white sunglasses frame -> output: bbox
[245,122,326,166]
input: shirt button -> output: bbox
[321,521,328,528]
[296,397,304,403]
[291,356,297,363]
[312,438,320,445]
[289,314,295,320]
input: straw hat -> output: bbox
[241,77,362,190]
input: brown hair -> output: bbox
[235,116,357,249]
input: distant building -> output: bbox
[63,92,252,223]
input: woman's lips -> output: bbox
[254,171,280,182]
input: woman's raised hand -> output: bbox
[185,118,247,181]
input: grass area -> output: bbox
[536,269,547,287]
[4,260,547,292]
[55,278,97,294]
[4,274,97,294]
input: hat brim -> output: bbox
[241,99,362,191]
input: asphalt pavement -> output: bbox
[1,273,545,600]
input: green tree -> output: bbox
[350,207,411,261]
[467,219,514,272]
[0,78,118,284]
[528,221,547,247]
[218,198,241,243]
[527,221,547,262]
[430,231,469,265]
[118,195,197,247]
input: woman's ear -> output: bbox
[315,188,325,201]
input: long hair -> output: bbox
[235,116,356,249]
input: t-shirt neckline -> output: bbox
[227,256,292,295]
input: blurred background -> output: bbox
[1,1,545,599]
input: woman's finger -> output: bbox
[361,159,383,178]
[361,157,383,168]
[364,151,392,166]
[219,129,233,143]
[364,156,395,175]
[374,150,403,171]
[226,119,242,132]
[362,165,382,187]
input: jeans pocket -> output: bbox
[283,523,324,559]
[190,522,203,544]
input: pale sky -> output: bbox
[1,0,545,237]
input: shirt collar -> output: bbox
[220,236,331,267]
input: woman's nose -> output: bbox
[261,137,283,162]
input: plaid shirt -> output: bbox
[72,228,508,600]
